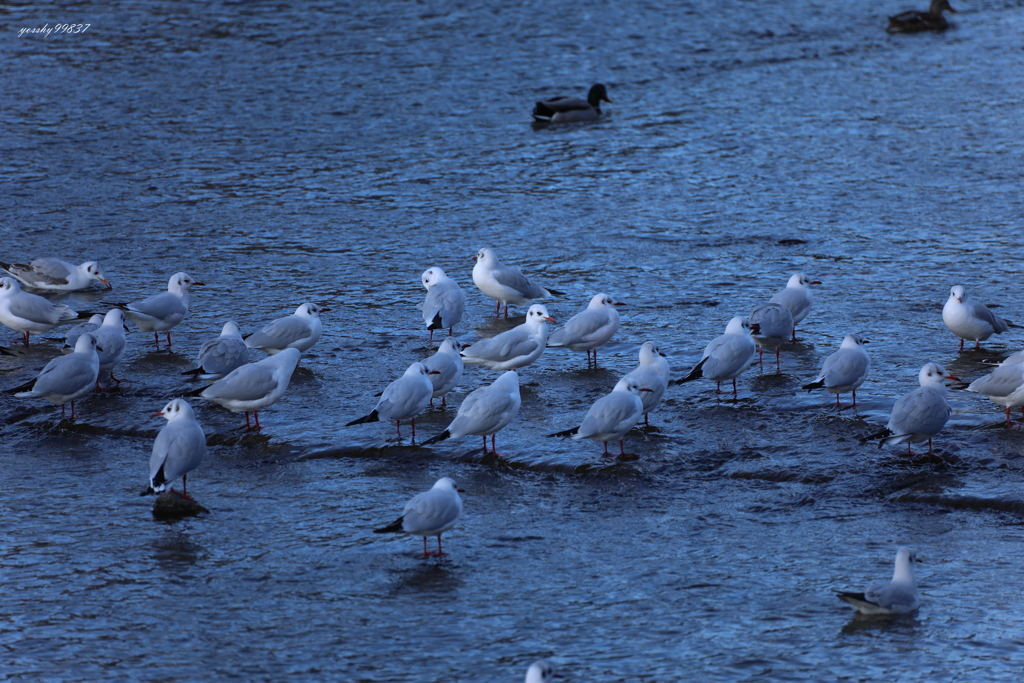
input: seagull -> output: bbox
[109,272,204,349]
[862,363,957,456]
[346,362,437,438]
[182,320,250,379]
[472,247,562,318]
[244,303,329,355]
[421,267,465,342]
[374,477,463,557]
[532,83,613,123]
[461,304,555,371]
[966,353,1024,427]
[422,370,521,456]
[1,257,111,291]
[622,341,670,427]
[802,333,871,408]
[0,276,84,345]
[143,399,207,499]
[92,308,129,386]
[63,314,104,349]
[549,377,651,459]
[547,293,623,368]
[525,660,560,683]
[190,347,301,430]
[749,302,793,368]
[769,272,820,341]
[837,547,921,614]
[422,336,463,407]
[942,285,1010,351]
[9,333,102,418]
[674,317,757,395]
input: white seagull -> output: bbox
[1,257,111,291]
[547,293,623,368]
[111,272,204,349]
[525,660,559,683]
[837,547,921,615]
[422,336,463,407]
[966,353,1024,427]
[144,399,207,499]
[421,267,465,341]
[550,377,651,459]
[0,276,83,345]
[675,317,757,395]
[92,308,129,385]
[191,347,301,430]
[802,333,871,408]
[623,341,670,427]
[245,303,329,355]
[863,363,957,456]
[472,247,562,318]
[423,370,521,456]
[182,320,250,379]
[10,333,102,418]
[374,477,463,557]
[346,362,437,438]
[749,302,794,368]
[769,272,820,340]
[461,304,555,372]
[64,314,104,349]
[942,285,1010,351]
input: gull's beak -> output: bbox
[192,280,206,286]
[946,374,960,381]
[810,280,822,285]
[319,307,332,313]
[640,387,653,392]
[428,370,441,375]
[544,316,556,323]
[750,323,762,334]
[152,411,165,417]
[99,278,112,288]
[96,344,104,352]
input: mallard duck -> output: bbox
[531,83,612,123]
[887,0,956,33]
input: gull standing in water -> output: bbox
[802,333,871,408]
[245,303,329,355]
[623,341,670,427]
[92,308,129,386]
[461,304,555,372]
[346,362,437,438]
[191,347,301,430]
[423,370,521,457]
[547,293,623,369]
[837,547,921,614]
[1,257,111,291]
[674,317,757,395]
[472,247,562,318]
[942,285,1010,351]
[421,267,465,341]
[374,477,463,557]
[182,320,250,379]
[966,352,1024,427]
[769,272,820,341]
[549,377,651,459]
[422,336,463,407]
[0,277,84,345]
[110,272,204,349]
[144,399,207,499]
[862,363,957,455]
[749,302,793,369]
[9,333,102,418]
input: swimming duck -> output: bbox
[532,83,612,123]
[887,0,956,33]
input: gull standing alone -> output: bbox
[0,277,84,345]
[110,272,204,349]
[863,363,957,455]
[1,257,111,291]
[966,352,1024,427]
[749,302,793,368]
[769,272,820,341]
[461,304,555,372]
[837,547,921,614]
[472,247,562,318]
[550,377,651,459]
[423,370,521,456]
[421,267,465,341]
[623,341,670,427]
[144,399,207,499]
[675,317,757,395]
[802,333,871,408]
[547,293,623,368]
[346,362,437,438]
[942,285,1010,351]
[9,333,101,418]
[191,347,301,430]
[245,303,329,355]
[422,336,463,407]
[182,320,250,379]
[374,477,463,557]
[531,83,612,123]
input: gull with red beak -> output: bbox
[144,399,207,499]
[461,304,556,372]
[245,303,330,355]
[346,361,438,439]
[547,293,623,369]
[862,363,958,456]
[108,272,204,349]
[549,377,652,459]
[942,285,1010,351]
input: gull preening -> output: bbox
[110,272,204,349]
[749,302,793,368]
[942,285,1010,351]
[9,333,102,418]
[472,247,562,318]
[144,399,207,499]
[346,361,437,438]
[623,341,670,427]
[1,257,111,291]
[550,377,650,459]
[863,362,957,455]
[966,353,1024,427]
[191,347,301,430]
[0,276,83,345]
[675,317,757,395]
[421,267,465,341]
[461,304,555,372]
[532,83,612,123]
[374,477,463,557]
[422,336,463,407]
[547,293,623,368]
[423,370,521,456]
[837,547,921,614]
[769,272,820,341]
[182,320,250,379]
[245,303,329,355]
[802,333,871,408]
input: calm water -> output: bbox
[3,0,1024,680]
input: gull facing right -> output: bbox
[863,362,957,456]
[374,477,463,557]
[837,547,920,614]
[547,292,623,368]
[550,377,651,459]
[802,333,871,408]
[423,370,521,456]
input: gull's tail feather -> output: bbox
[673,357,707,385]
[374,516,405,534]
[346,410,379,427]
[548,426,579,438]
[422,429,451,446]
[802,378,825,392]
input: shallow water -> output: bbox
[3,0,1024,680]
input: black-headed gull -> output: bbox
[802,333,871,408]
[547,293,623,368]
[9,333,101,418]
[182,320,250,379]
[623,341,670,427]
[64,314,104,349]
[421,267,465,341]
[109,272,204,349]
[525,660,559,683]
[92,309,128,386]
[472,247,562,318]
[422,336,463,407]
[532,83,612,123]
[461,304,555,372]
[245,303,329,355]
[144,399,207,499]
[550,377,651,459]
[1,257,111,291]
[191,347,301,430]
[837,547,921,614]
[423,370,521,456]
[0,277,84,345]
[942,285,1010,351]
[966,352,1024,427]
[749,302,793,368]
[346,362,437,438]
[675,317,757,395]
[374,477,463,556]
[769,272,820,341]
[863,363,957,455]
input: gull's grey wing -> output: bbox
[423,282,465,329]
[202,365,278,402]
[8,294,64,325]
[549,309,605,347]
[492,265,546,299]
[199,338,249,374]
[578,393,640,438]
[246,316,310,348]
[820,349,870,387]
[31,356,96,395]
[888,388,950,435]
[968,299,1009,334]
[402,489,461,534]
[128,292,186,320]
[150,420,206,483]
[967,362,1024,398]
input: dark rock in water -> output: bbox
[152,491,209,520]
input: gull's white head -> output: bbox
[0,276,23,294]
[614,377,651,396]
[949,285,967,304]
[154,398,196,422]
[588,292,623,309]
[638,340,665,364]
[296,302,330,317]
[474,247,497,264]
[438,336,462,353]
[526,304,556,325]
[102,308,126,327]
[525,660,558,683]
[918,362,956,386]
[841,333,868,348]
[221,320,242,336]
[725,316,753,336]
[74,333,102,354]
[421,267,449,289]
[82,261,111,288]
[169,272,204,292]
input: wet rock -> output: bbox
[152,491,209,520]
